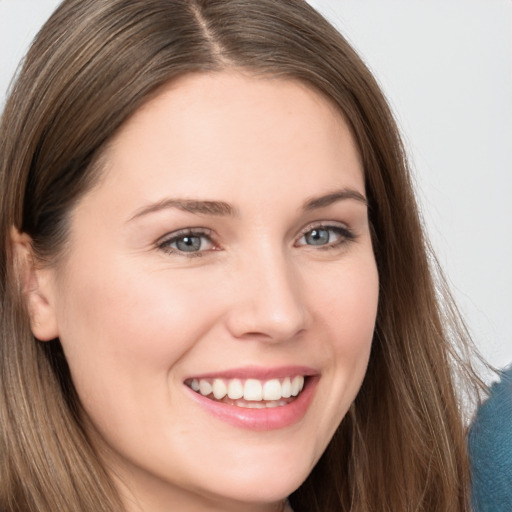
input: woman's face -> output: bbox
[37,73,379,511]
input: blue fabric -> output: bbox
[468,366,512,512]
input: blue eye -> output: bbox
[158,230,214,255]
[304,228,330,246]
[174,235,203,252]
[297,225,354,248]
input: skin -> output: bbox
[24,72,379,512]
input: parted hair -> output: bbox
[0,1,480,511]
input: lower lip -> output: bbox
[185,377,318,431]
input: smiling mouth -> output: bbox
[184,376,306,409]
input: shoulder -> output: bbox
[468,365,512,512]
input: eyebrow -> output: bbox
[302,188,367,211]
[128,188,367,222]
[129,198,237,221]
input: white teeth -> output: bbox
[291,376,304,397]
[191,375,307,402]
[212,379,227,400]
[199,380,212,396]
[281,377,292,398]
[243,379,262,401]
[227,379,244,400]
[262,379,282,401]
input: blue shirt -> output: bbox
[468,365,512,511]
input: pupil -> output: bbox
[307,229,329,245]
[176,236,201,252]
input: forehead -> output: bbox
[81,72,364,216]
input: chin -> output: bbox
[195,447,315,505]
[202,473,305,507]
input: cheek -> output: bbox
[60,259,208,342]
[54,261,228,453]
[315,258,378,397]
[314,257,379,357]
[54,259,221,405]
[289,256,378,460]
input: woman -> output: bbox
[0,1,481,511]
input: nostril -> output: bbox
[225,301,308,342]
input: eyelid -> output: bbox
[296,220,351,237]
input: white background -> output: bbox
[1,0,511,376]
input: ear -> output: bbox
[10,228,60,341]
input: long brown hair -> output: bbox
[0,1,480,510]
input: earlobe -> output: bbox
[10,228,60,342]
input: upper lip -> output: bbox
[184,365,318,381]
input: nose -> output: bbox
[224,249,309,343]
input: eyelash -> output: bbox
[156,223,355,257]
